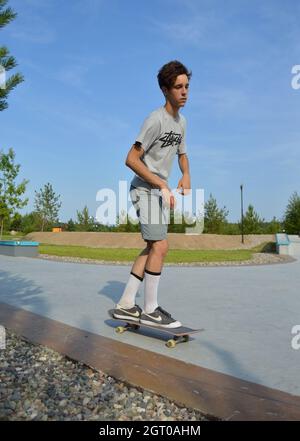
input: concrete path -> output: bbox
[1,254,300,396]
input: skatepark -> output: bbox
[1,233,300,420]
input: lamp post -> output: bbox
[240,184,244,244]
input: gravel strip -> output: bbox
[38,253,295,267]
[0,328,213,421]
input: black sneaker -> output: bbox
[140,306,182,328]
[112,304,142,322]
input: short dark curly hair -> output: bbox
[157,60,192,91]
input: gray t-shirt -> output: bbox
[130,106,187,190]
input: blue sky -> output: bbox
[1,0,300,223]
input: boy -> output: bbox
[112,60,192,328]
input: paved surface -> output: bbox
[1,254,300,396]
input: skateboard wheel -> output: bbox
[116,326,125,334]
[183,335,189,342]
[166,339,176,348]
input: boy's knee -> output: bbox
[152,239,168,256]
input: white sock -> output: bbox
[144,269,161,314]
[118,272,143,309]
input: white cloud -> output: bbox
[53,54,106,89]
[148,12,224,49]
[189,138,300,167]
[8,11,56,44]
[147,0,300,61]
[72,0,106,20]
[55,64,90,88]
[25,100,130,141]
[197,88,248,114]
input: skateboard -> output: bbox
[108,309,204,348]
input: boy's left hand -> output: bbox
[176,174,191,196]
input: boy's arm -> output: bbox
[125,142,169,190]
[177,153,191,195]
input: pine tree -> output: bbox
[76,206,94,231]
[67,218,76,232]
[242,204,264,234]
[283,192,300,234]
[34,183,62,232]
[204,194,229,233]
[264,216,282,234]
[0,0,24,111]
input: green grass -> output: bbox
[39,243,253,263]
[0,234,26,241]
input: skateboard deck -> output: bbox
[108,309,204,348]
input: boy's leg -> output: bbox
[145,239,168,273]
[143,239,168,313]
[131,241,152,278]
[117,241,152,308]
[134,191,181,327]
[116,235,168,310]
[141,239,182,327]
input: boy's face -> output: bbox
[164,74,189,108]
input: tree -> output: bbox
[241,204,264,234]
[34,183,61,231]
[76,206,94,231]
[263,216,282,234]
[9,211,22,231]
[204,193,229,233]
[221,222,240,235]
[66,218,76,232]
[19,211,43,234]
[0,0,24,111]
[283,192,300,234]
[0,148,28,238]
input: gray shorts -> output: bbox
[130,184,169,241]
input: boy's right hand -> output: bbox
[160,186,176,210]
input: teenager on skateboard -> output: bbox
[112,60,192,329]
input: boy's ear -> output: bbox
[162,86,167,97]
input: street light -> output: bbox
[240,184,244,244]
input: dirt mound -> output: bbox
[25,232,275,250]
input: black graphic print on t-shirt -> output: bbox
[159,131,182,148]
